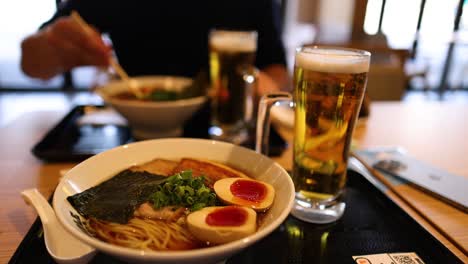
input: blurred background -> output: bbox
[0,0,467,100]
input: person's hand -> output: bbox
[21,16,111,79]
[257,64,290,97]
[257,71,280,96]
[44,16,111,69]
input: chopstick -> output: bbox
[351,153,402,196]
[350,152,467,256]
[70,11,143,98]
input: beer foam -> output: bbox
[295,48,370,73]
[210,31,257,53]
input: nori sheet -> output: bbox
[67,170,167,224]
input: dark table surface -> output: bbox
[9,170,462,264]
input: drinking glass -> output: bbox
[208,30,258,144]
[256,46,371,223]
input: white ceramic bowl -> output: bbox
[53,138,295,264]
[96,76,207,139]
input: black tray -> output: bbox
[9,170,462,264]
[32,103,287,162]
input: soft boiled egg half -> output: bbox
[187,206,256,244]
[214,178,275,212]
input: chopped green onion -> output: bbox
[148,90,178,101]
[149,170,217,211]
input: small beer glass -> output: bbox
[208,30,258,144]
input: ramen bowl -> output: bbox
[53,138,295,264]
[96,76,207,139]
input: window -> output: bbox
[364,0,468,90]
[0,0,64,89]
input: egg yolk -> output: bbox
[230,179,266,203]
[206,206,248,226]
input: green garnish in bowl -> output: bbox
[148,90,179,101]
[150,170,217,211]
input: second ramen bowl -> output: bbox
[96,76,207,139]
[53,138,295,264]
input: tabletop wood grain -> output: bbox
[0,94,466,263]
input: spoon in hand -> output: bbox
[70,11,144,99]
[21,189,96,264]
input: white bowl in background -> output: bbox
[96,76,207,139]
[53,138,295,264]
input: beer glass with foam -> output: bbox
[256,46,370,223]
[208,30,258,144]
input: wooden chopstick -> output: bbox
[70,11,143,98]
[351,152,467,256]
[70,11,93,35]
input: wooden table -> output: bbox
[0,93,467,263]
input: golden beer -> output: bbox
[255,47,370,223]
[209,30,257,142]
[292,48,369,204]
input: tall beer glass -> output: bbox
[256,46,370,223]
[209,30,258,144]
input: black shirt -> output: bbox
[44,0,287,77]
